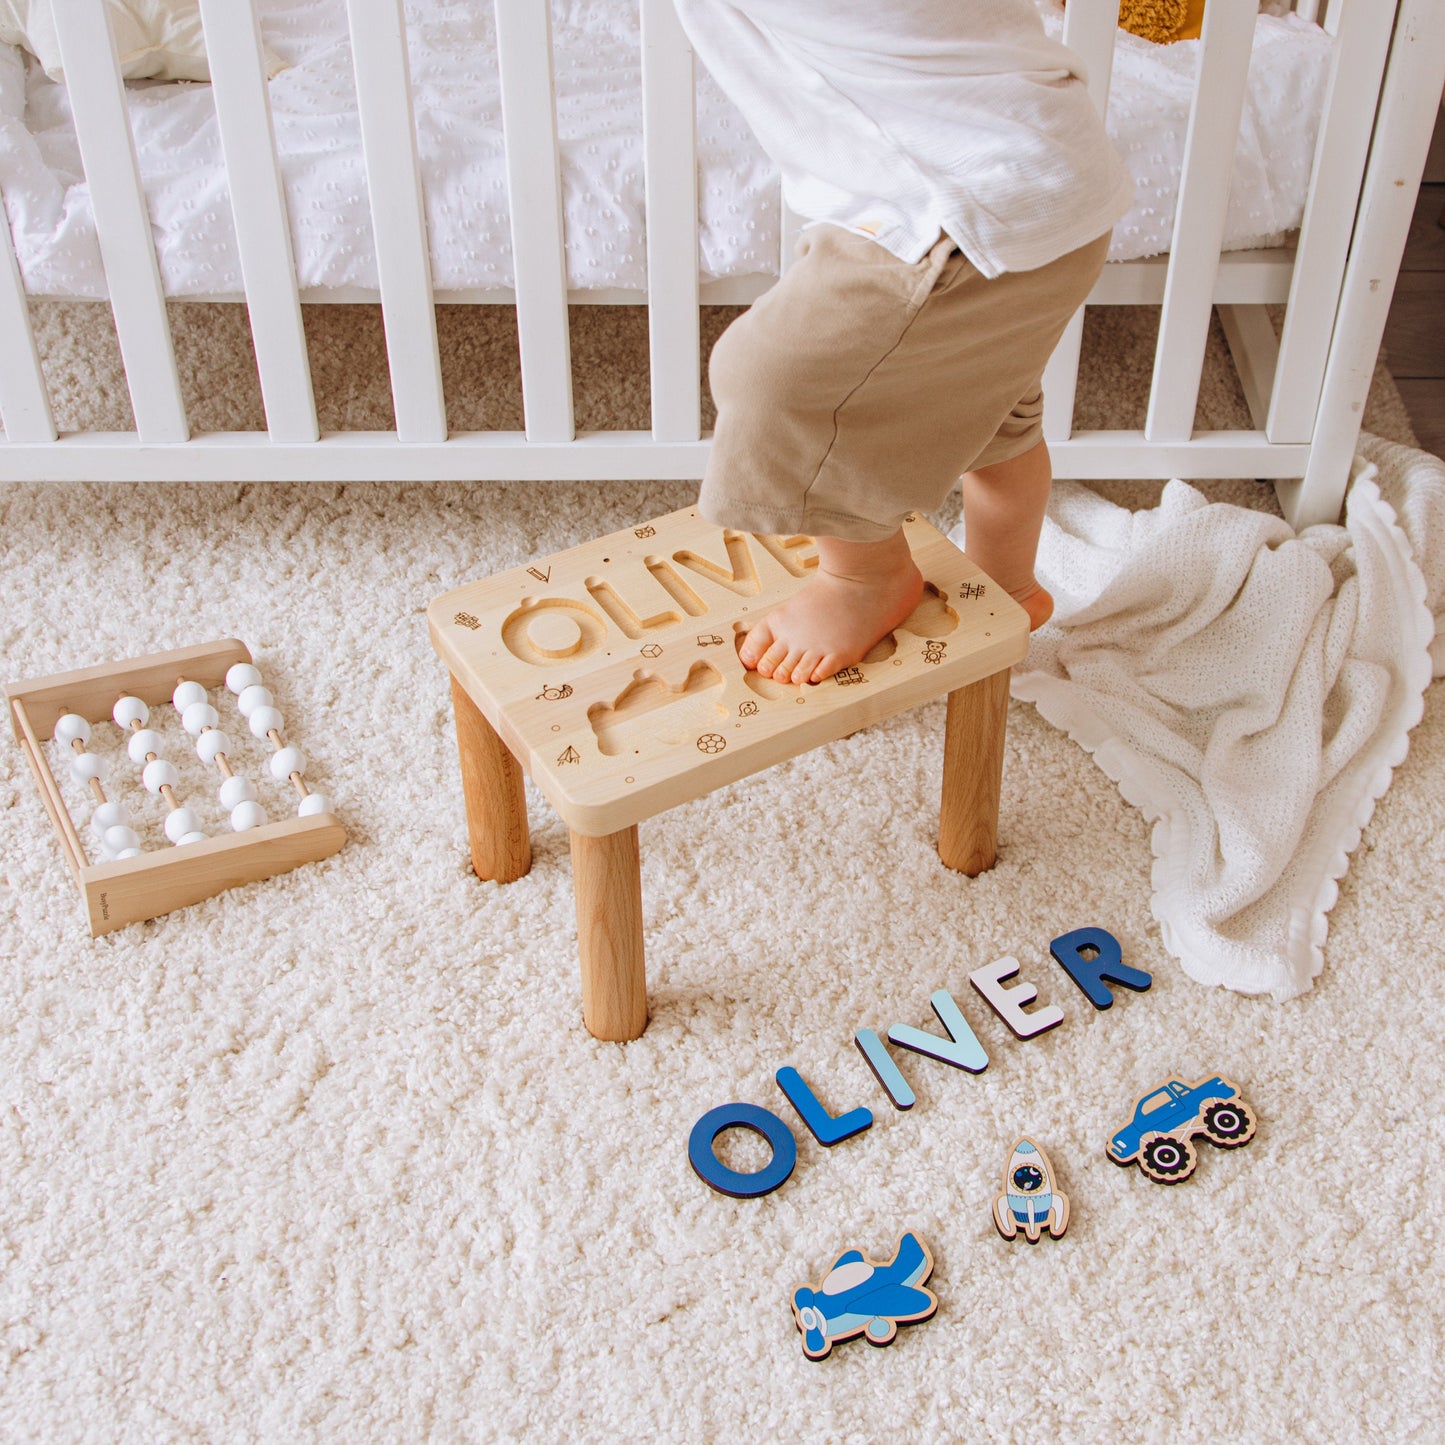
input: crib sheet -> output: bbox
[0,0,1333,299]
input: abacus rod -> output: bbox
[264,725,312,797]
[123,710,179,822]
[13,697,88,874]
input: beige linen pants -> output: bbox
[702,225,1111,542]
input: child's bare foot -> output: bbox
[738,529,925,685]
[1012,582,1054,631]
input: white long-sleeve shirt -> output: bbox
[670,0,1134,278]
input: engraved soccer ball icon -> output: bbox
[696,733,726,754]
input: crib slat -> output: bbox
[1145,0,1256,444]
[50,0,187,443]
[0,429,1313,484]
[779,205,805,278]
[1044,0,1120,445]
[1266,0,1397,444]
[199,0,318,444]
[0,220,55,443]
[1042,310,1086,446]
[495,0,575,444]
[1285,0,1445,528]
[1062,0,1120,116]
[346,0,446,443]
[640,0,700,443]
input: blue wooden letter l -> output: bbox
[776,1067,874,1147]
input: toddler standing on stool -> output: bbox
[672,0,1134,685]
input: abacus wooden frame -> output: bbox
[6,638,347,937]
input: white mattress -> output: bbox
[0,1,1333,299]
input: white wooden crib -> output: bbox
[0,0,1441,529]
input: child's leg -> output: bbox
[958,438,1055,632]
[714,231,1104,682]
[742,436,1055,685]
[738,527,924,685]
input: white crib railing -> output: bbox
[1,0,1442,531]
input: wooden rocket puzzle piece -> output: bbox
[791,1232,938,1360]
[1106,1073,1258,1184]
[993,1137,1070,1242]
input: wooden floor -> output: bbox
[1384,104,1445,458]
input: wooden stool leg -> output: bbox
[451,674,531,883]
[570,825,648,1042]
[938,669,1010,877]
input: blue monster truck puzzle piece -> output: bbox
[1107,1074,1258,1184]
[790,1232,938,1360]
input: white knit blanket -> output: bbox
[953,436,1445,999]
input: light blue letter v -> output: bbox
[887,989,988,1074]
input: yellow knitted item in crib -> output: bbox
[1065,0,1206,46]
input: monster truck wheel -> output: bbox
[1200,1098,1257,1148]
[1138,1134,1198,1184]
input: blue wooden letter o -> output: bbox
[688,1102,797,1198]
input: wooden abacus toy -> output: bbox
[7,639,346,936]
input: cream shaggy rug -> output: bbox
[2,302,1443,1441]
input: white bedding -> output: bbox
[0,0,1333,299]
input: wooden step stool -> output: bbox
[428,507,1029,1042]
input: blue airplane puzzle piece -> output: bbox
[790,1231,937,1360]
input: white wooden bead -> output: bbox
[92,800,130,831]
[270,745,306,782]
[103,824,141,853]
[164,807,202,843]
[112,696,149,728]
[298,792,332,817]
[182,701,220,735]
[218,775,257,809]
[176,831,208,846]
[143,758,179,794]
[230,800,267,831]
[226,662,263,694]
[127,728,163,763]
[249,705,284,739]
[55,713,90,745]
[172,680,207,711]
[114,847,143,860]
[237,684,274,717]
[72,752,107,782]
[196,730,232,766]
